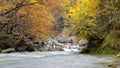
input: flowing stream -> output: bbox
[0,51,118,68]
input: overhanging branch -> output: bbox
[0,1,38,16]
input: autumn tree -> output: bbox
[66,0,99,40]
[0,0,56,40]
[42,0,72,32]
[95,0,120,52]
[17,3,55,39]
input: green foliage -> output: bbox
[90,47,119,55]
[0,0,120,54]
[87,0,120,54]
[0,34,15,41]
[96,0,120,51]
[65,0,120,54]
[65,0,98,40]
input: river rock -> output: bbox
[115,44,120,50]
[2,48,16,53]
[53,45,63,51]
[0,35,21,50]
[0,41,10,49]
[16,39,34,52]
[80,47,90,53]
[78,40,88,46]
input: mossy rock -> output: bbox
[0,48,2,53]
[108,64,120,68]
[80,47,90,53]
[118,52,120,55]
[90,47,119,55]
[0,34,17,50]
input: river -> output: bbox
[0,51,118,68]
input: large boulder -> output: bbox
[32,41,43,51]
[16,39,35,52]
[79,47,90,53]
[58,39,73,43]
[2,48,16,53]
[0,34,19,50]
[32,41,52,51]
[0,48,2,53]
[78,40,88,47]
[0,41,10,49]
[55,36,73,43]
[115,44,120,50]
[53,45,63,51]
[0,34,36,52]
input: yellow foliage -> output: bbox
[27,0,38,4]
[66,0,99,40]
[17,3,55,39]
[88,0,99,10]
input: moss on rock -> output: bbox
[90,46,119,55]
[0,48,2,53]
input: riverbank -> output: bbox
[90,47,120,55]
[0,35,87,53]
[0,34,119,56]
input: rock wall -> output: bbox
[0,35,89,53]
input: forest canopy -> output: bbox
[0,0,120,54]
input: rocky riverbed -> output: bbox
[0,35,88,53]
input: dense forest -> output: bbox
[0,0,120,55]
